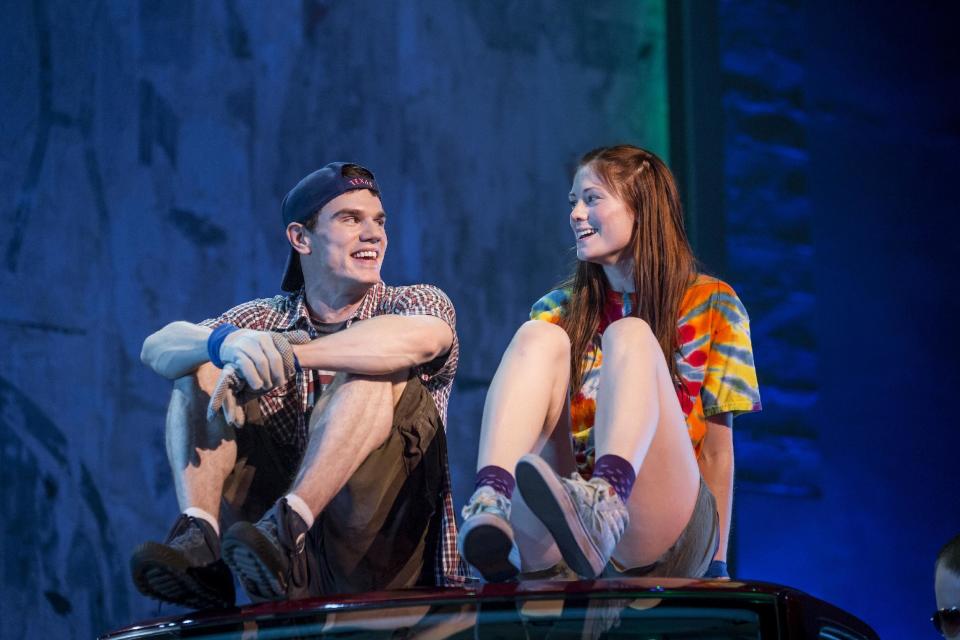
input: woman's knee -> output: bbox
[511,320,571,363]
[602,317,658,353]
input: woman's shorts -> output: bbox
[605,475,720,578]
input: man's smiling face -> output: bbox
[302,189,387,289]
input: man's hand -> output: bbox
[219,329,288,391]
[207,330,310,427]
[207,363,256,427]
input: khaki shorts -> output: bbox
[220,375,446,594]
[605,476,720,578]
[520,477,720,581]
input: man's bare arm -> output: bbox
[293,315,453,375]
[141,321,213,380]
[142,321,287,390]
[143,313,451,389]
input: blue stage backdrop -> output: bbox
[718,2,960,637]
[1,1,668,636]
[2,2,958,639]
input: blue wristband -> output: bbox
[704,560,729,579]
[207,324,239,368]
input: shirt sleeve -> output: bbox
[701,283,762,418]
[530,289,570,324]
[198,298,274,331]
[389,284,459,383]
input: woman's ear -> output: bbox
[286,222,311,255]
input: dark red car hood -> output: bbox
[102,577,878,639]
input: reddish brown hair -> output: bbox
[560,145,697,391]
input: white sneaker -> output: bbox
[457,486,521,582]
[516,453,629,578]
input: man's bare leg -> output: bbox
[131,362,238,609]
[221,369,410,601]
[166,362,238,524]
[288,369,409,518]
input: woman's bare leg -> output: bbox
[510,398,577,571]
[593,317,701,568]
[476,320,571,472]
[470,320,574,571]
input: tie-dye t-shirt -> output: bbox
[530,274,761,476]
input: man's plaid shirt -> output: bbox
[201,282,466,586]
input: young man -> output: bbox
[131,162,463,608]
[935,534,960,639]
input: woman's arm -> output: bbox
[698,413,734,564]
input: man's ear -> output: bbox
[286,222,311,255]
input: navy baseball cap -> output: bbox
[280,162,381,291]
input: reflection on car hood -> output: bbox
[101,578,878,640]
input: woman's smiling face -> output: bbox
[569,164,635,266]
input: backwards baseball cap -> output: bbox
[280,162,381,292]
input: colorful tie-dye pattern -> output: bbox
[530,274,761,476]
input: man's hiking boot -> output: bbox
[222,498,311,602]
[131,514,235,609]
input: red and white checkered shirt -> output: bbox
[201,282,466,586]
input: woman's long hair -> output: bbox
[560,145,697,391]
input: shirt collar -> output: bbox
[281,282,386,331]
[598,289,636,334]
[353,281,385,322]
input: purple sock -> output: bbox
[593,454,636,501]
[474,465,516,498]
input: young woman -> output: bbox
[458,145,761,581]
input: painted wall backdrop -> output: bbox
[2,1,958,639]
[0,1,668,637]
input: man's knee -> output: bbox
[325,369,411,407]
[166,364,236,467]
[171,362,220,400]
[169,374,205,424]
[168,363,234,443]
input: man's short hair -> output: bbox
[937,533,960,573]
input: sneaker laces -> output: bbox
[561,474,629,543]
[461,486,512,521]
